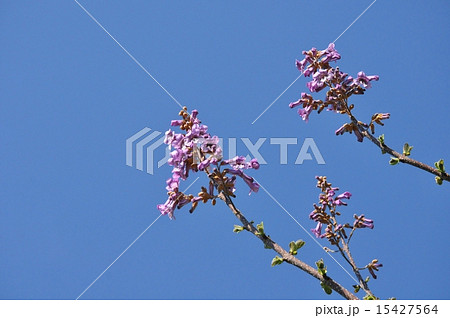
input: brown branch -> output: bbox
[217,191,358,300]
[329,214,374,297]
[339,238,373,297]
[350,116,450,182]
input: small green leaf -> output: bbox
[363,294,377,300]
[434,159,445,172]
[289,241,297,255]
[296,240,305,249]
[435,176,443,185]
[353,285,361,293]
[289,240,305,255]
[233,225,245,233]
[403,143,413,156]
[271,256,284,267]
[316,259,327,276]
[320,282,332,295]
[365,276,370,283]
[389,157,400,165]
[256,222,265,236]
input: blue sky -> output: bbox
[1,1,449,300]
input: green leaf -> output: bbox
[403,143,413,156]
[296,240,305,249]
[256,222,265,236]
[271,256,284,267]
[289,241,297,255]
[353,285,361,293]
[363,294,377,300]
[365,276,370,283]
[435,176,443,185]
[378,135,386,154]
[434,159,445,172]
[233,225,245,233]
[316,259,327,276]
[289,240,306,255]
[320,282,332,295]
[389,157,400,165]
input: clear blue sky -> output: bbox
[1,1,449,300]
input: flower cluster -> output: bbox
[157,107,260,219]
[309,176,382,279]
[309,176,378,243]
[290,43,389,142]
[309,176,354,243]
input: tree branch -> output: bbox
[217,191,358,300]
[350,116,450,182]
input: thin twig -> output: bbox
[350,117,450,182]
[339,236,373,297]
[216,190,358,300]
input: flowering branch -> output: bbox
[157,107,260,219]
[309,176,381,299]
[290,43,449,185]
[158,108,358,299]
[217,187,358,300]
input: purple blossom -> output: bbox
[157,195,177,219]
[164,129,175,144]
[167,148,185,166]
[223,156,246,168]
[334,191,352,206]
[311,222,323,238]
[354,71,379,89]
[307,69,328,92]
[321,43,341,64]
[367,259,383,279]
[334,200,347,206]
[353,214,374,229]
[200,136,220,152]
[298,105,313,122]
[227,169,259,194]
[337,191,351,200]
[289,92,311,109]
[249,158,260,170]
[170,120,183,126]
[165,176,179,192]
[296,57,315,76]
[224,156,260,170]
